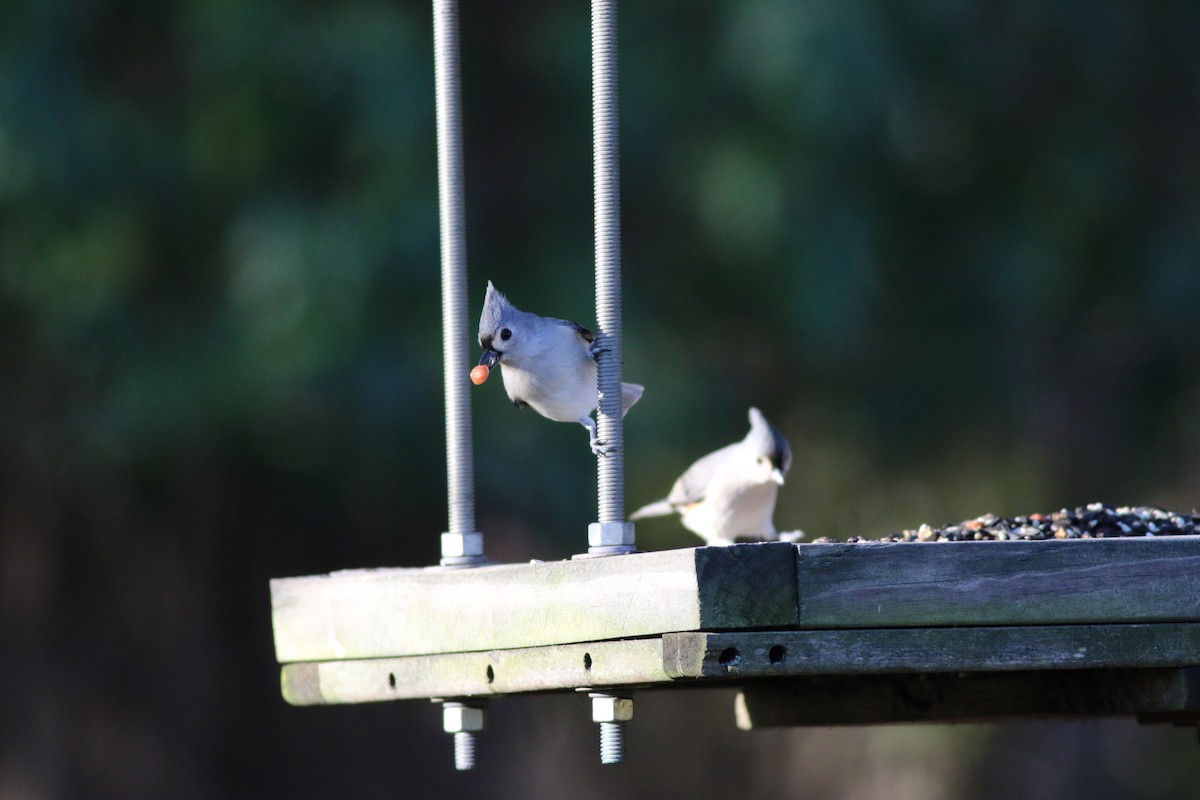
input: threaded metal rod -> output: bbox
[592,0,625,525]
[453,732,477,771]
[599,721,625,764]
[433,0,477,543]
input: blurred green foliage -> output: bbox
[3,1,1200,797]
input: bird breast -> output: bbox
[500,327,597,423]
[681,470,779,543]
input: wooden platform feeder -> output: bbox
[270,537,1200,743]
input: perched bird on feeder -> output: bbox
[473,281,644,455]
[631,407,794,546]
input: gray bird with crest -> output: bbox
[631,407,793,545]
[475,281,644,455]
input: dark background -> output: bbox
[3,1,1200,797]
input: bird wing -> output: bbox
[550,318,594,345]
[666,442,741,507]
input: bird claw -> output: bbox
[588,341,610,358]
[590,439,620,457]
[582,417,619,456]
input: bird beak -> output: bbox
[770,468,786,486]
[478,348,501,370]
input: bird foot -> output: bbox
[590,439,621,457]
[582,416,620,456]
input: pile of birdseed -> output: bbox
[810,503,1200,544]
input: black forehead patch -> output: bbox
[768,426,791,469]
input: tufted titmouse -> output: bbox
[631,407,794,545]
[473,281,644,454]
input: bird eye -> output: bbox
[500,327,512,341]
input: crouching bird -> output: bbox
[473,281,644,455]
[631,407,792,545]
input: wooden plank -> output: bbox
[271,542,797,662]
[282,638,668,705]
[663,624,1200,679]
[735,668,1200,728]
[283,623,1200,706]
[797,537,1200,628]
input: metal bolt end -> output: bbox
[443,701,486,771]
[599,722,625,764]
[440,532,486,567]
[453,731,478,771]
[590,692,632,764]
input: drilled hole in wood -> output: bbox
[719,647,740,667]
[388,673,396,689]
[583,652,593,670]
[486,665,495,683]
[769,645,786,664]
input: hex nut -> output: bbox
[441,532,484,558]
[443,704,486,733]
[588,522,635,547]
[591,695,634,723]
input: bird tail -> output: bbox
[620,382,644,416]
[629,498,673,520]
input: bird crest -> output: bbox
[479,280,515,339]
[748,407,792,472]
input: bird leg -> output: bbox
[580,416,617,457]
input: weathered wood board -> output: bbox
[271,542,797,662]
[278,623,1200,705]
[663,624,1200,679]
[735,668,1200,728]
[796,537,1200,628]
[282,638,668,705]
